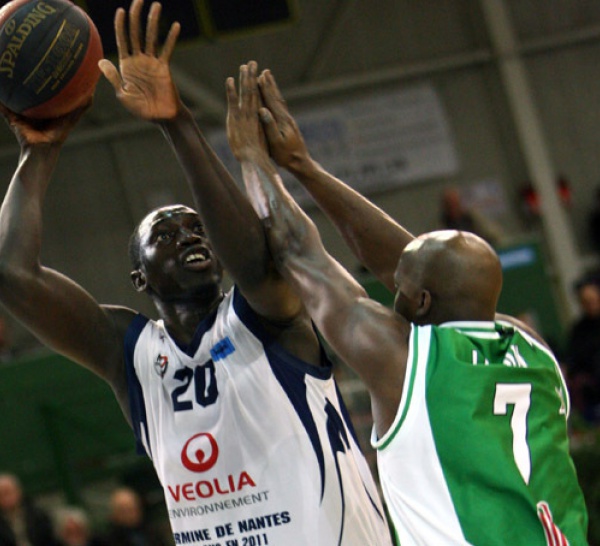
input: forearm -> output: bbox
[241,155,323,281]
[159,107,270,283]
[288,157,414,292]
[242,154,385,371]
[0,143,81,344]
[0,144,61,272]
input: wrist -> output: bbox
[157,100,190,127]
[241,149,273,169]
[157,103,199,144]
[286,154,319,179]
[22,141,63,157]
[19,141,62,172]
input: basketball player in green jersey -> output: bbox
[225,65,589,544]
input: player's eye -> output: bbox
[156,232,174,243]
[193,223,206,236]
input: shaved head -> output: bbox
[394,230,502,325]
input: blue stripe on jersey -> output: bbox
[335,381,361,448]
[233,285,374,541]
[331,384,386,522]
[325,399,349,544]
[232,286,330,496]
[124,313,151,456]
[232,286,332,379]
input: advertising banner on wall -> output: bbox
[209,82,459,206]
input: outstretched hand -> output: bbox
[0,100,91,148]
[99,0,181,121]
[226,61,269,163]
[257,70,311,172]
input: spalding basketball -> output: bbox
[0,0,103,118]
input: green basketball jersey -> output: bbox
[373,321,588,545]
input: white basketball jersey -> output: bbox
[124,288,392,546]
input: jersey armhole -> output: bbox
[123,313,152,456]
[372,324,428,451]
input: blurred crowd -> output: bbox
[0,473,172,546]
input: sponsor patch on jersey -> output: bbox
[210,336,235,361]
[154,354,169,378]
[181,432,219,472]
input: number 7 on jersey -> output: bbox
[494,383,532,484]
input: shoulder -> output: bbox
[231,286,322,367]
[102,305,142,333]
[101,305,153,350]
[495,312,550,349]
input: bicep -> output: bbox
[0,265,131,382]
[235,256,306,323]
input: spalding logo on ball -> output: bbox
[0,0,103,118]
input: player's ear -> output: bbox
[130,269,148,292]
[414,289,432,318]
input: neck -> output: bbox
[429,301,496,325]
[152,289,225,345]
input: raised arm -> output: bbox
[0,107,134,396]
[227,77,409,432]
[257,69,414,293]
[99,1,301,322]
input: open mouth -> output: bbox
[182,248,212,269]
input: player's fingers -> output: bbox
[259,108,281,145]
[114,8,129,60]
[160,22,181,62]
[238,64,249,107]
[129,0,143,55]
[98,60,122,91]
[225,77,239,113]
[259,70,290,122]
[146,2,161,56]
[247,61,259,111]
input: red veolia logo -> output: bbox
[181,433,219,473]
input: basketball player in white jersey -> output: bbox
[227,66,589,544]
[0,1,392,544]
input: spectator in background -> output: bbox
[565,274,600,424]
[440,186,505,247]
[0,473,60,546]
[100,488,170,546]
[55,507,106,546]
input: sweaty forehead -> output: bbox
[138,206,200,236]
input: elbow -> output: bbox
[265,224,294,268]
[0,263,15,302]
[0,260,37,301]
[0,260,14,291]
[264,216,314,266]
[262,202,323,281]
